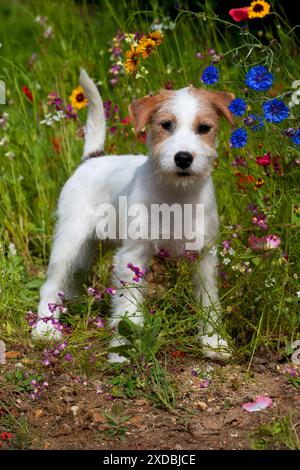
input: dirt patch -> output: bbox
[1,353,299,450]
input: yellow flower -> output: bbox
[248,0,270,19]
[69,86,88,110]
[147,30,163,46]
[137,38,157,58]
[124,46,140,74]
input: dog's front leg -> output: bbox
[193,251,231,361]
[108,241,151,363]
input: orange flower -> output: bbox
[147,30,163,46]
[124,46,140,75]
[137,38,156,58]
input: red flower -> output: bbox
[22,86,33,102]
[121,116,130,125]
[256,152,271,166]
[229,7,249,22]
[1,431,12,440]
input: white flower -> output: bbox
[8,243,17,256]
[228,248,235,256]
[53,110,65,121]
[223,258,231,265]
[209,246,218,257]
[40,113,54,126]
[265,278,275,288]
[5,151,15,160]
[296,291,300,298]
[0,136,8,146]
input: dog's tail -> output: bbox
[79,69,106,159]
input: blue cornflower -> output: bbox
[243,113,264,131]
[201,65,219,85]
[230,128,248,148]
[291,129,300,145]
[228,98,247,117]
[263,99,289,123]
[245,66,273,92]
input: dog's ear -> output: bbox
[207,91,236,127]
[128,95,160,134]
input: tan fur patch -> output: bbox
[191,87,235,127]
[128,90,174,134]
[192,110,219,148]
[150,111,177,156]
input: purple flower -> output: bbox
[64,353,73,362]
[283,127,296,137]
[105,287,117,295]
[127,263,145,282]
[158,248,170,257]
[87,287,102,301]
[58,341,67,351]
[93,317,105,328]
[252,213,268,231]
[200,379,209,389]
[222,240,231,252]
[231,156,248,167]
[243,114,264,131]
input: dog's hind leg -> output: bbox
[193,251,232,361]
[32,211,96,341]
[108,241,152,363]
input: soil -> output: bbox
[1,352,299,450]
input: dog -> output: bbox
[32,69,235,362]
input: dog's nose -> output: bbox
[174,151,193,169]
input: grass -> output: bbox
[0,0,300,414]
[251,415,300,450]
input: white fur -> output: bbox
[33,70,231,362]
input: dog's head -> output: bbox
[129,86,235,184]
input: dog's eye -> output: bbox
[196,124,211,134]
[161,120,175,133]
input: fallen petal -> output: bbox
[242,396,273,412]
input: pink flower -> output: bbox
[256,152,271,166]
[242,396,272,412]
[264,234,281,250]
[229,7,249,22]
[248,234,281,251]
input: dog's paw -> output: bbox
[108,336,129,364]
[108,352,128,364]
[31,319,62,342]
[199,333,232,362]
